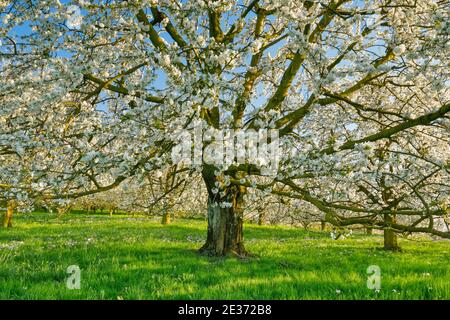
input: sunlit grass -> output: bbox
[0,212,448,299]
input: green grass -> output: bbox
[0,212,449,300]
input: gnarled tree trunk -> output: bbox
[383,213,399,250]
[2,200,15,228]
[200,167,247,257]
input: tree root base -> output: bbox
[383,246,402,252]
[199,244,252,259]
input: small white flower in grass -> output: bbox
[336,289,341,294]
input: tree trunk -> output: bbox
[109,208,113,217]
[383,214,399,250]
[199,168,247,257]
[161,210,171,225]
[320,221,326,231]
[161,198,172,225]
[257,211,264,226]
[366,227,373,235]
[2,200,14,228]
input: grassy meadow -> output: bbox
[0,212,449,300]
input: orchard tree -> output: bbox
[1,0,448,254]
[124,165,190,224]
[0,126,36,227]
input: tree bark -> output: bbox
[161,198,172,225]
[199,167,247,257]
[320,221,326,231]
[161,210,171,225]
[2,200,15,228]
[383,213,399,250]
[257,211,264,226]
[366,226,373,235]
